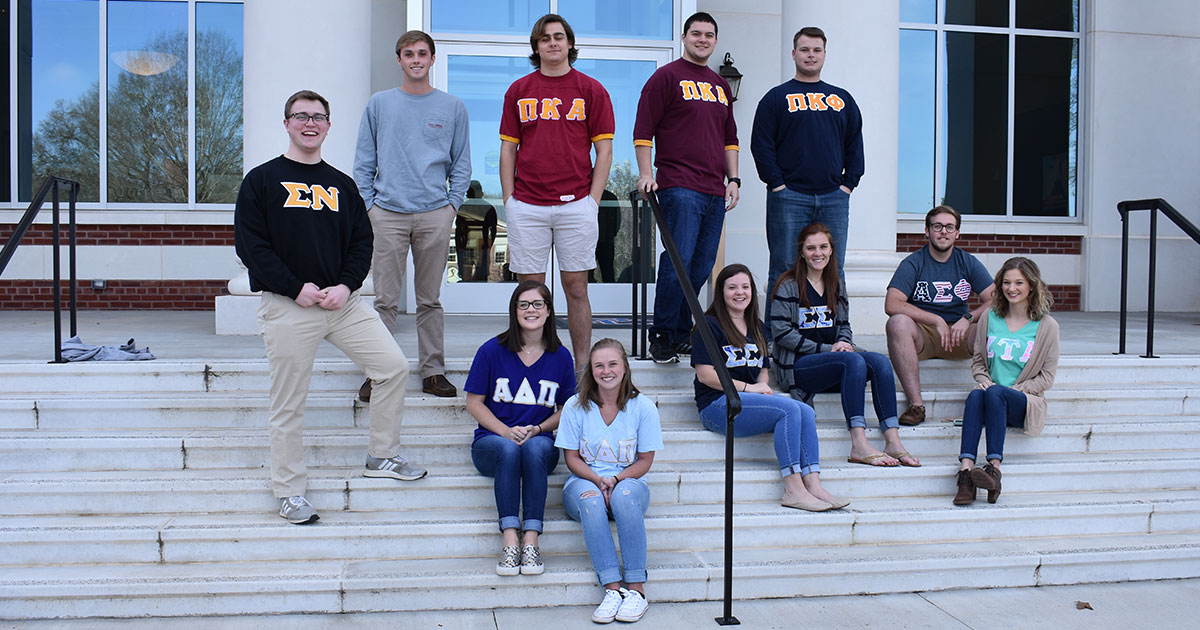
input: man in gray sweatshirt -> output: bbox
[354,30,471,401]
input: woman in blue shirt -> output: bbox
[693,263,847,512]
[557,338,662,623]
[464,281,576,576]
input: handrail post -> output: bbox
[718,405,738,625]
[1116,206,1128,355]
[51,183,65,363]
[1144,208,1158,358]
[68,181,79,338]
[630,191,641,357]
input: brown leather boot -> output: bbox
[971,463,1002,503]
[953,469,976,505]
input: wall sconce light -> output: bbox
[718,52,743,103]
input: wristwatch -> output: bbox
[727,177,741,188]
[963,312,975,323]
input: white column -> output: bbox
[221,0,374,333]
[242,0,373,174]
[781,0,900,334]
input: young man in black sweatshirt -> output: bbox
[234,89,426,525]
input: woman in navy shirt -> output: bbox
[693,264,847,512]
[465,281,575,576]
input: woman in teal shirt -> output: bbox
[954,257,1060,506]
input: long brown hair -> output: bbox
[496,280,563,354]
[705,264,768,352]
[770,222,840,317]
[575,338,639,411]
[991,257,1054,321]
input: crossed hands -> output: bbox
[504,424,540,445]
[597,475,618,509]
[935,317,971,352]
[294,282,351,310]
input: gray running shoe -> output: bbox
[496,545,520,576]
[519,544,544,575]
[364,455,427,481]
[279,496,319,524]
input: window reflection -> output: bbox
[445,54,657,284]
[558,0,672,40]
[106,0,188,203]
[945,0,1007,27]
[942,32,1007,215]
[1014,36,1077,217]
[431,0,548,36]
[196,2,244,204]
[898,29,936,213]
[28,0,100,202]
[1017,0,1080,32]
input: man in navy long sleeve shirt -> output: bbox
[752,26,863,319]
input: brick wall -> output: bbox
[0,280,229,310]
[0,225,235,247]
[896,233,1082,255]
[898,234,1081,311]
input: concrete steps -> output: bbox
[1,352,1198,618]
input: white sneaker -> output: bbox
[591,588,624,623]
[615,588,648,622]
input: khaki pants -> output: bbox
[257,291,410,498]
[369,205,455,378]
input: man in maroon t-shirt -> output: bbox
[500,13,615,371]
[633,11,741,364]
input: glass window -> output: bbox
[945,0,1008,27]
[897,3,1080,218]
[196,2,244,204]
[898,30,936,213]
[28,0,101,202]
[900,0,936,24]
[942,32,1008,215]
[1013,36,1077,217]
[106,0,188,203]
[431,0,549,36]
[1017,0,1080,32]
[558,0,672,40]
[16,0,243,207]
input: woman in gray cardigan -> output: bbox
[769,223,919,468]
[954,257,1059,505]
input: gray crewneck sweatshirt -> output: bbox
[353,87,471,213]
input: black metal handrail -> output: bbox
[629,189,743,625]
[0,176,82,363]
[1115,198,1200,358]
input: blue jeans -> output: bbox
[698,392,820,476]
[959,385,1027,463]
[562,476,651,585]
[652,187,726,344]
[792,350,900,431]
[471,433,559,532]
[765,187,850,321]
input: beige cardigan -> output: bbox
[970,310,1060,436]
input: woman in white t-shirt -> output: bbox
[556,339,663,624]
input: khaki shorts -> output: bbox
[916,320,973,360]
[505,195,598,274]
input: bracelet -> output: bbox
[534,425,542,435]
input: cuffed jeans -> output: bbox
[765,187,850,321]
[471,433,559,532]
[563,476,650,586]
[651,187,726,344]
[699,393,820,477]
[792,350,900,431]
[959,385,1027,462]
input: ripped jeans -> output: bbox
[562,475,651,585]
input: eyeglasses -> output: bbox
[928,223,958,233]
[288,112,329,123]
[516,299,547,311]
